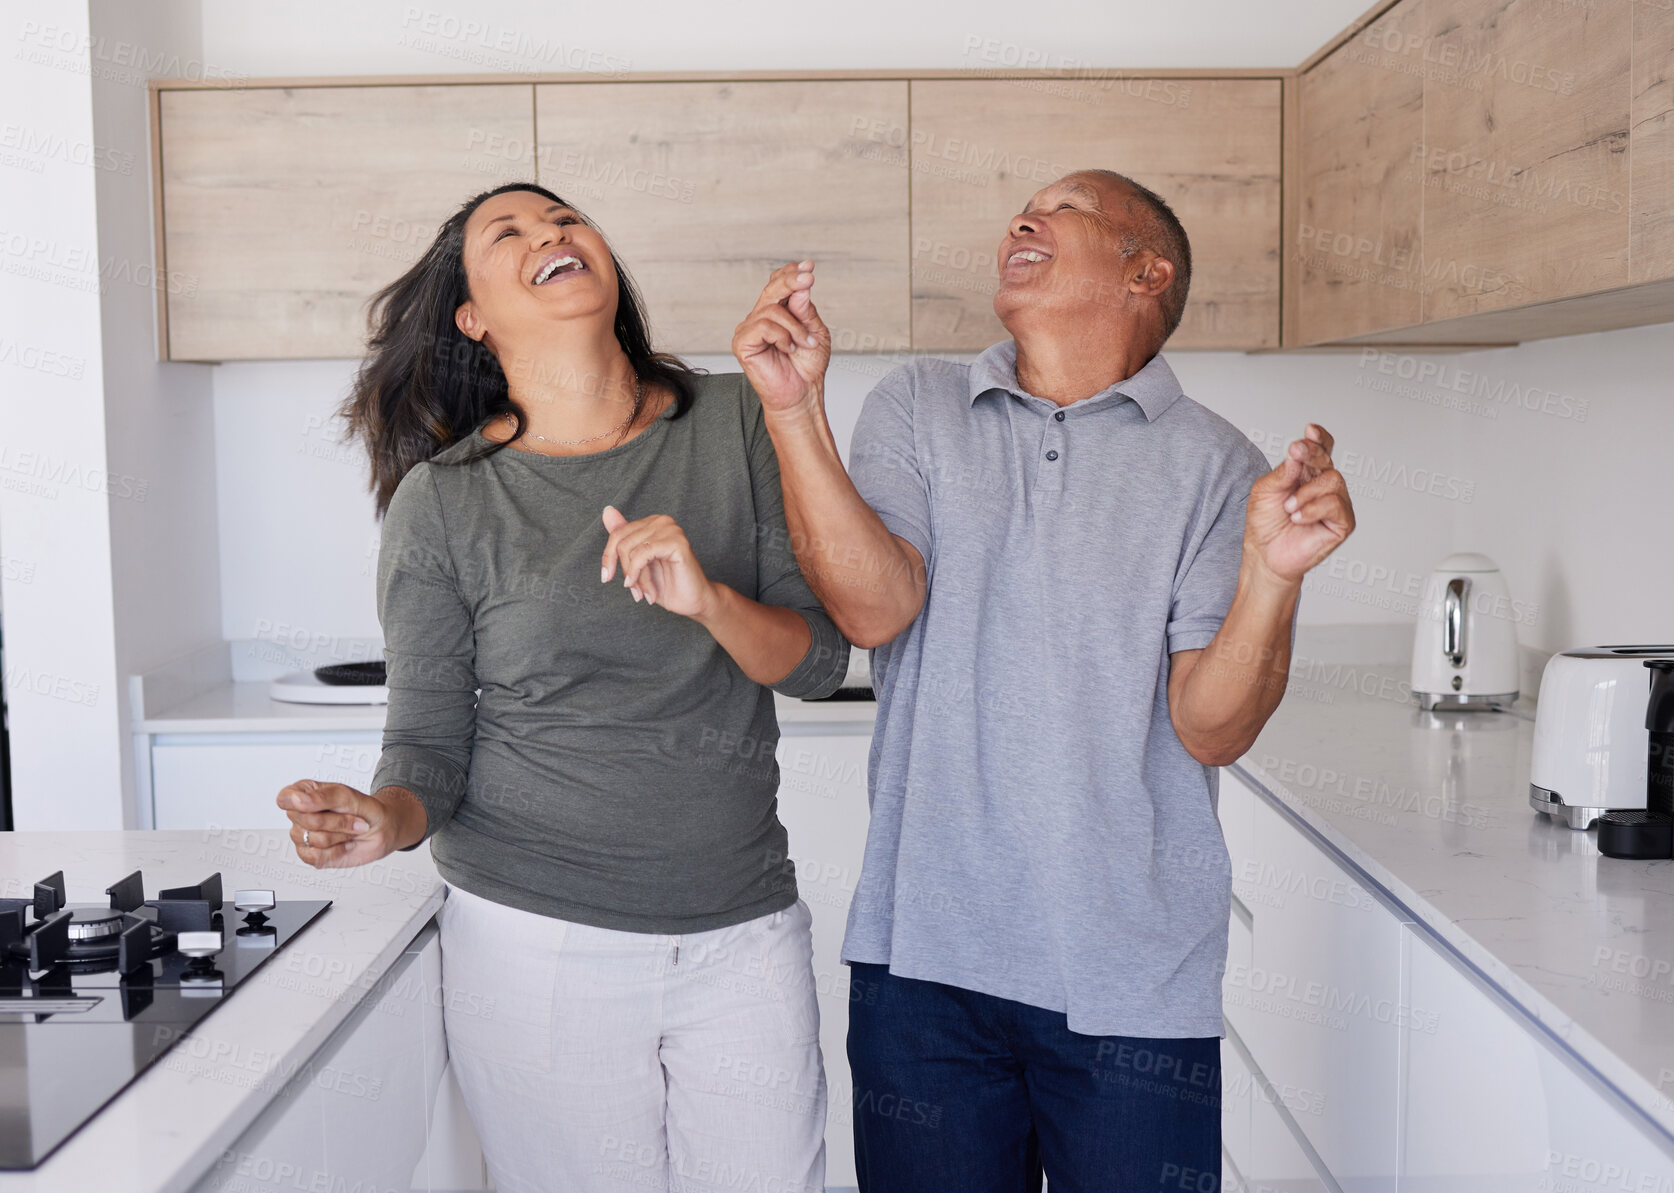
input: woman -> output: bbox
[276,181,847,1192]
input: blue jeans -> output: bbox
[846,963,1222,1193]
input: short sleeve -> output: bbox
[1167,443,1272,655]
[369,463,478,846]
[740,380,850,699]
[848,365,933,573]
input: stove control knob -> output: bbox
[233,890,276,915]
[176,931,223,959]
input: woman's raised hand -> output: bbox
[600,505,716,618]
[731,260,831,415]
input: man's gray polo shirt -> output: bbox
[843,340,1272,1039]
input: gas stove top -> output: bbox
[0,868,330,1170]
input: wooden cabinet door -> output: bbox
[534,81,910,355]
[1632,6,1674,284]
[1417,0,1632,321]
[907,79,1280,352]
[160,84,535,360]
[1294,0,1425,345]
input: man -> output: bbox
[732,169,1354,1190]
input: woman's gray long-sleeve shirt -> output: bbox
[369,372,849,933]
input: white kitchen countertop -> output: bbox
[0,831,445,1193]
[1233,662,1674,1145]
[136,680,874,734]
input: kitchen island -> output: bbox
[1224,659,1674,1190]
[0,830,447,1193]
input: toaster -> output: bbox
[1530,645,1674,829]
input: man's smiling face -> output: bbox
[993,171,1174,341]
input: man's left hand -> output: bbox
[1245,424,1355,585]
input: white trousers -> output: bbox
[438,884,827,1193]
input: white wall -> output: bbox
[92,0,220,824]
[0,5,128,829]
[1443,324,1674,654]
[200,0,1372,75]
[0,1,219,828]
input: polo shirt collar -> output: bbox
[967,340,1184,422]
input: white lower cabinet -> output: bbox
[1248,1076,1334,1193]
[1221,766,1674,1193]
[190,920,487,1193]
[151,731,383,829]
[1224,768,1405,1193]
[771,728,873,1192]
[1402,929,1674,1192]
[1222,1023,1255,1183]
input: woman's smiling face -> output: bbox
[455,189,620,349]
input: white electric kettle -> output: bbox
[1410,552,1520,711]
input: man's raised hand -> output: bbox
[732,260,831,415]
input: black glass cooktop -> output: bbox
[0,869,330,1170]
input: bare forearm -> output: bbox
[370,785,429,851]
[763,392,922,647]
[1175,551,1301,765]
[695,582,813,686]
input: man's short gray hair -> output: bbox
[1080,170,1193,342]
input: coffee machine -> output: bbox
[1596,659,1674,860]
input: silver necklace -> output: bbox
[527,376,644,448]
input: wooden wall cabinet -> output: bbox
[1633,8,1674,285]
[160,84,535,361]
[1418,0,1631,321]
[1293,0,1424,344]
[533,80,910,355]
[152,7,1669,361]
[154,73,1281,361]
[908,78,1282,351]
[1291,0,1673,348]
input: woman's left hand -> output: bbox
[600,506,716,618]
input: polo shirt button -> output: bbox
[1045,450,1059,461]
[1054,411,1065,421]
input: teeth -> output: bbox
[534,255,582,284]
[1010,250,1047,264]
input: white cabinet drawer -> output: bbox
[151,732,383,830]
[1229,767,1405,1193]
[1403,927,1674,1192]
[1222,1025,1255,1181]
[1248,1071,1334,1193]
[771,732,872,1192]
[190,924,449,1192]
[1219,765,1259,877]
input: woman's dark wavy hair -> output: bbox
[340,181,698,516]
